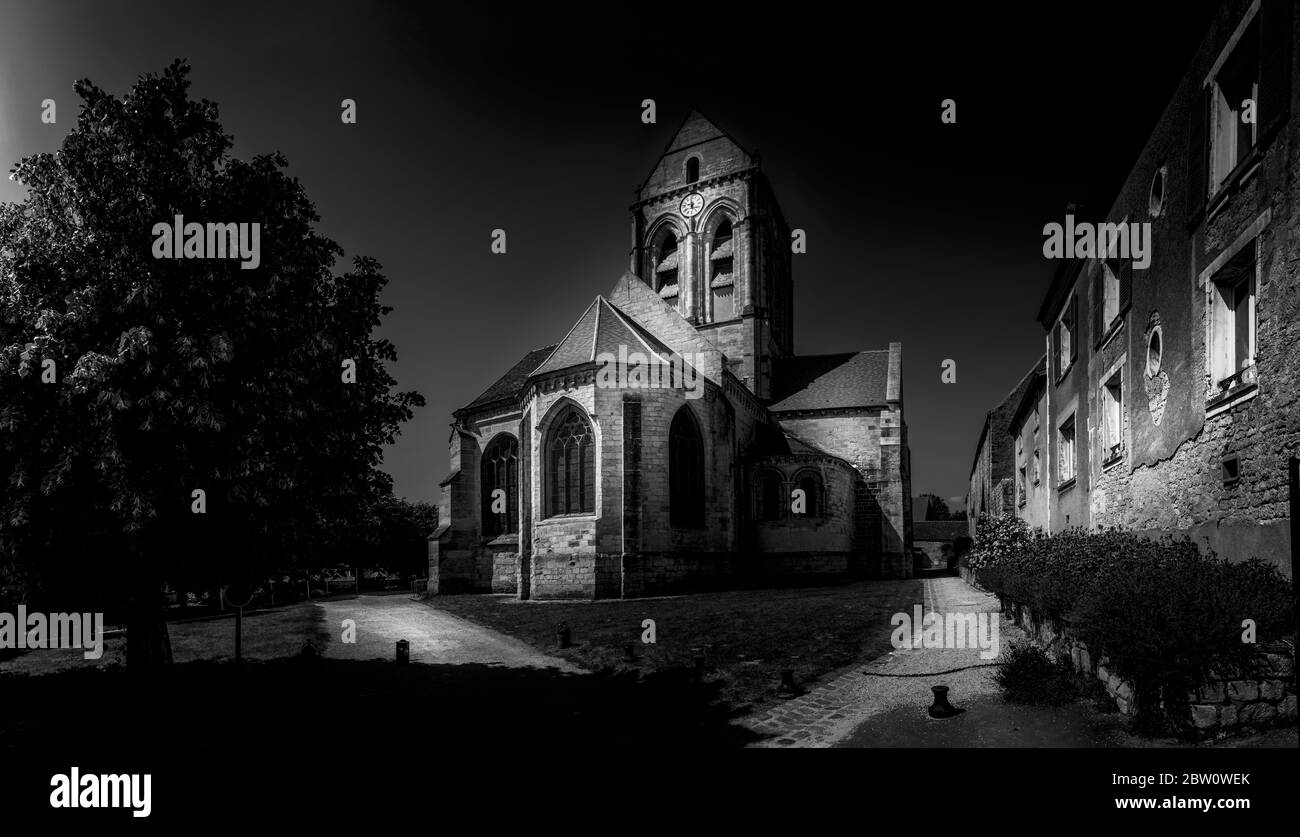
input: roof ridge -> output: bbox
[600,297,676,367]
[532,296,601,377]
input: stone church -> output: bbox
[430,111,913,599]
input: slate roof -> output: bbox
[769,351,891,412]
[913,521,970,542]
[529,296,694,379]
[458,344,557,415]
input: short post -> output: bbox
[396,639,410,665]
[235,605,243,663]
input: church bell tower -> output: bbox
[628,110,793,401]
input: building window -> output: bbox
[1032,444,1041,485]
[1101,371,1123,466]
[1209,15,1260,195]
[1058,414,1076,485]
[792,470,824,518]
[669,407,705,528]
[755,470,785,521]
[653,227,680,310]
[1149,165,1167,217]
[481,435,518,537]
[1209,239,1256,392]
[1053,294,1077,381]
[546,407,595,516]
[686,156,700,184]
[1017,466,1027,508]
[1222,456,1241,486]
[709,218,735,322]
[1147,327,1163,376]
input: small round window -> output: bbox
[1147,327,1162,376]
[1149,165,1167,218]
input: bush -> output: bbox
[1072,549,1293,736]
[995,642,1078,706]
[976,525,1295,736]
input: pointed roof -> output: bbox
[636,109,756,200]
[529,295,692,379]
[457,343,558,415]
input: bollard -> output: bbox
[779,669,800,694]
[396,639,410,665]
[693,654,706,680]
[624,643,637,662]
[556,622,571,649]
[928,684,965,718]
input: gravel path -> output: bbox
[315,594,584,673]
[740,575,1097,747]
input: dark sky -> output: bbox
[0,1,1222,510]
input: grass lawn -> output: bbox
[0,601,329,677]
[428,578,924,715]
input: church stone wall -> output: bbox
[774,411,882,474]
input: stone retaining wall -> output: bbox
[1010,600,1296,735]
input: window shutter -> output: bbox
[1091,269,1104,346]
[1186,85,1210,226]
[1068,295,1079,363]
[1119,260,1132,311]
[1053,321,1062,379]
[1258,0,1293,143]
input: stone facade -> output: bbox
[1022,0,1297,572]
[1007,359,1051,531]
[967,359,1043,536]
[430,111,912,599]
[1013,602,1296,735]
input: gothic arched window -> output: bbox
[669,407,705,528]
[481,435,518,537]
[756,469,785,521]
[547,407,595,516]
[653,227,681,311]
[792,470,824,518]
[709,218,735,321]
[686,156,700,184]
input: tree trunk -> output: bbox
[125,533,173,670]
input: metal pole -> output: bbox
[235,605,243,663]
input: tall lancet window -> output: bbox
[547,407,595,516]
[669,407,705,527]
[654,228,680,311]
[709,218,735,321]
[481,435,518,537]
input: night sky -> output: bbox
[0,1,1222,510]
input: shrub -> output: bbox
[995,642,1078,706]
[976,524,1295,736]
[1072,549,1293,737]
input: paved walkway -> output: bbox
[742,575,1008,747]
[314,594,584,673]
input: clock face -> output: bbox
[680,192,704,218]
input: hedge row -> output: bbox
[969,514,1295,735]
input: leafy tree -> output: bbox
[924,494,952,521]
[0,60,423,667]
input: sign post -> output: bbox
[223,583,255,663]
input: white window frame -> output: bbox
[1058,414,1077,486]
[1205,0,1262,197]
[1200,211,1267,415]
[1099,364,1124,469]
